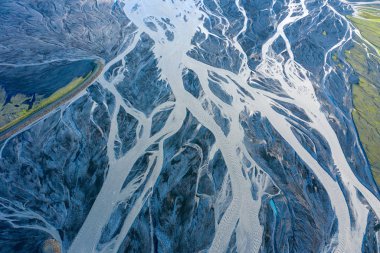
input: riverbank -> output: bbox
[346,6,380,185]
[0,59,104,142]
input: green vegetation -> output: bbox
[0,89,42,128]
[352,79,380,183]
[346,6,380,185]
[0,69,94,133]
[348,7,380,54]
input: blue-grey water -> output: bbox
[0,60,97,101]
[0,0,379,253]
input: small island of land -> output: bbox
[0,59,104,141]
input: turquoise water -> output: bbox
[269,199,278,217]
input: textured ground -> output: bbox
[0,60,101,135]
[0,0,379,253]
[346,5,380,185]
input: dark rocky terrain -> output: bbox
[0,0,379,252]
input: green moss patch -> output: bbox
[349,7,380,53]
[346,7,380,185]
[0,61,102,136]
